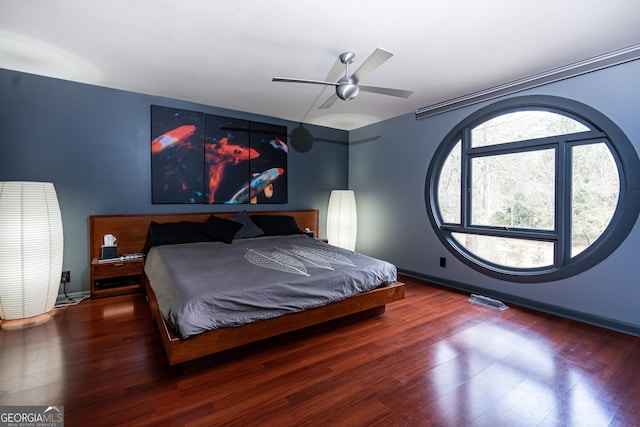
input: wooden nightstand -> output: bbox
[90,258,144,299]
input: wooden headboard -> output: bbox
[89,210,319,260]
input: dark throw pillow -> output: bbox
[196,215,243,244]
[147,221,211,247]
[249,215,302,236]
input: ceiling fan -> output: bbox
[272,48,413,109]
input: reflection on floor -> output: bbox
[1,275,639,426]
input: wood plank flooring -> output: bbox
[1,275,639,426]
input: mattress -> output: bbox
[144,234,398,338]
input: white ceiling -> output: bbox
[1,1,639,131]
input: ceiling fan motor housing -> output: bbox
[336,76,359,100]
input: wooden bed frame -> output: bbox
[89,209,405,365]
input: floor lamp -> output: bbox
[327,190,357,251]
[0,182,63,329]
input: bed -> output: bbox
[89,210,405,365]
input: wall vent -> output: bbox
[469,294,509,311]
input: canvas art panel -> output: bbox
[246,121,288,205]
[151,106,205,204]
[151,105,287,204]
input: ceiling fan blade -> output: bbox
[319,93,339,109]
[358,85,413,98]
[351,48,394,83]
[272,77,337,87]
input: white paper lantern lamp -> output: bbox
[327,190,357,251]
[0,182,63,323]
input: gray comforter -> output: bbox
[144,234,397,338]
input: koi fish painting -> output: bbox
[151,105,288,204]
[205,137,260,203]
[227,167,285,204]
[150,106,205,204]
[151,125,196,154]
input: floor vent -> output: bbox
[469,294,509,311]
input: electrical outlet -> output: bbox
[61,270,71,283]
[439,257,446,268]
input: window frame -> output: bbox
[426,95,640,282]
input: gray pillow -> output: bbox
[228,211,264,239]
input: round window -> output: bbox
[426,96,640,282]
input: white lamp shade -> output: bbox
[327,190,357,251]
[0,182,63,320]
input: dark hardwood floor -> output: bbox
[1,275,639,426]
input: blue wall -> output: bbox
[349,60,640,333]
[3,61,639,334]
[0,68,349,295]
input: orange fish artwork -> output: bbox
[205,137,260,203]
[151,125,196,154]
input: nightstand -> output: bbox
[90,258,144,299]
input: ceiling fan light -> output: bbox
[336,84,359,101]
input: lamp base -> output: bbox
[0,311,56,330]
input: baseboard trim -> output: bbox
[399,268,640,338]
